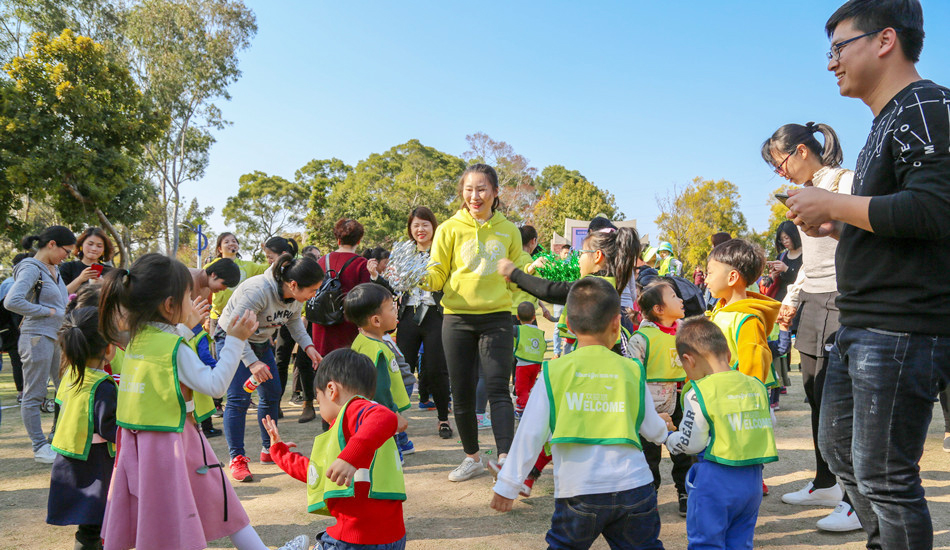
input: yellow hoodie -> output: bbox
[424,209,522,315]
[709,292,780,386]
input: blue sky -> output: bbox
[192,0,950,247]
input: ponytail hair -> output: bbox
[583,226,641,293]
[272,252,324,289]
[637,281,673,324]
[59,306,109,388]
[264,235,299,258]
[21,225,77,251]
[761,122,843,168]
[99,253,192,343]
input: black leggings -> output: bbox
[274,325,295,400]
[397,308,450,422]
[442,312,514,455]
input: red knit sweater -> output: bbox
[270,398,405,544]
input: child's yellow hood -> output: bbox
[714,292,781,335]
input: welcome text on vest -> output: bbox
[565,392,626,413]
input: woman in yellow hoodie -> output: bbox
[423,163,523,482]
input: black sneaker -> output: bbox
[678,492,688,517]
[203,427,223,438]
[439,422,453,439]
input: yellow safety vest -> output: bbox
[52,368,116,460]
[307,396,406,515]
[691,370,778,466]
[542,345,645,448]
[351,333,411,412]
[514,325,546,364]
[635,326,686,382]
[110,347,124,377]
[709,309,778,388]
[117,326,214,432]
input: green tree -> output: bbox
[309,140,465,251]
[756,183,795,259]
[124,0,256,255]
[532,177,621,244]
[654,177,749,273]
[0,29,165,265]
[534,164,586,194]
[300,158,352,243]
[222,171,308,262]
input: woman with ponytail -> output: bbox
[261,235,300,417]
[4,225,75,463]
[761,121,859,532]
[216,253,324,483]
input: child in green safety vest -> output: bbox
[513,301,546,416]
[629,279,694,518]
[344,283,413,456]
[666,317,778,550]
[47,306,117,550]
[492,277,674,549]
[262,348,408,549]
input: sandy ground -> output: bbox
[1,347,948,550]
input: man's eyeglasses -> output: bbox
[826,28,893,61]
[773,151,795,176]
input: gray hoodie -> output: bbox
[3,257,68,338]
[218,265,313,366]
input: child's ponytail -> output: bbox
[60,306,109,388]
[99,267,133,344]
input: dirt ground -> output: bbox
[1,346,948,550]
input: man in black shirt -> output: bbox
[786,1,950,548]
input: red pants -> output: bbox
[515,363,542,410]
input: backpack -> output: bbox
[305,254,359,326]
[662,275,707,319]
[0,278,38,351]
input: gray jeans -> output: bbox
[19,333,60,451]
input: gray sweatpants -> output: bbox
[19,333,60,451]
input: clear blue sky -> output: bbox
[192,0,950,247]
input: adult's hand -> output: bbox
[248,361,273,383]
[366,258,379,279]
[497,258,516,279]
[305,345,322,368]
[786,187,836,228]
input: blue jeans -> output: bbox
[819,326,950,550]
[218,333,281,459]
[546,484,663,550]
[315,531,406,549]
[685,459,762,550]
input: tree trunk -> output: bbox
[171,185,181,258]
[62,182,130,268]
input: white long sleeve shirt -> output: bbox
[494,374,669,500]
[150,322,246,398]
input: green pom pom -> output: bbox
[532,249,580,282]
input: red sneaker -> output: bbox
[230,455,253,482]
[763,482,769,496]
[519,476,536,497]
[261,447,274,464]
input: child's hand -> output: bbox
[658,412,676,431]
[261,414,282,445]
[193,297,210,324]
[227,310,259,341]
[490,492,514,513]
[396,413,409,433]
[496,258,515,279]
[326,458,358,487]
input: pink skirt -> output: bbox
[102,424,250,550]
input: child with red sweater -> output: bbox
[263,348,408,549]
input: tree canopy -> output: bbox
[222,170,308,262]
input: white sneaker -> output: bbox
[277,534,309,550]
[34,443,57,464]
[781,481,843,507]
[448,456,485,482]
[817,502,863,532]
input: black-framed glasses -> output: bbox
[773,151,795,176]
[826,28,892,61]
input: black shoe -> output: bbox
[203,427,223,438]
[438,421,453,439]
[678,492,688,517]
[277,408,284,419]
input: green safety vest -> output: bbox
[52,368,116,460]
[307,396,406,515]
[351,333,411,412]
[117,326,215,432]
[691,370,778,466]
[514,325,546,364]
[709,310,778,388]
[635,326,686,382]
[542,345,645,448]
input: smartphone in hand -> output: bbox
[774,193,789,206]
[90,264,104,277]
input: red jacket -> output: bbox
[270,398,404,545]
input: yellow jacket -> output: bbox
[710,292,780,385]
[424,209,522,315]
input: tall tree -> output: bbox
[222,171,308,262]
[532,176,621,244]
[462,132,538,223]
[654,177,749,273]
[0,29,166,265]
[124,0,256,255]
[300,157,352,242]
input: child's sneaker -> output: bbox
[229,455,253,482]
[678,491,688,517]
[398,439,415,455]
[261,447,274,464]
[816,502,863,532]
[438,421,453,439]
[514,407,524,420]
[762,482,769,496]
[418,400,436,410]
[33,443,56,464]
[487,457,506,480]
[277,534,310,550]
[519,466,542,497]
[476,413,491,430]
[448,456,485,482]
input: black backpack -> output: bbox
[662,275,708,318]
[305,254,359,326]
[0,278,37,352]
